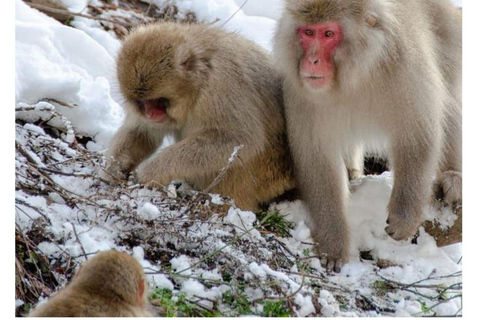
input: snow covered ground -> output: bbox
[15,0,463,317]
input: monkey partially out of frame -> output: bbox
[102,22,295,211]
[29,250,155,317]
[274,0,461,272]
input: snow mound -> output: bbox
[15,0,123,149]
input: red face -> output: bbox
[298,21,343,89]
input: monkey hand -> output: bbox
[434,171,462,208]
[135,156,169,188]
[100,156,133,183]
[385,201,423,241]
[312,235,349,273]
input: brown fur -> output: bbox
[274,0,462,272]
[103,22,295,211]
[29,251,154,317]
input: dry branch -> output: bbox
[25,1,133,27]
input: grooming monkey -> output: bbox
[274,0,462,271]
[29,250,154,317]
[103,22,295,211]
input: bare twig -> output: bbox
[26,2,133,27]
[203,145,244,194]
[221,0,248,27]
[252,270,306,303]
[71,224,89,261]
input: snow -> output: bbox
[15,0,463,317]
[60,0,90,12]
[225,207,261,237]
[15,0,123,149]
[295,294,316,317]
[210,194,225,205]
[142,0,277,51]
[170,255,193,276]
[138,202,161,220]
[180,279,222,309]
[233,0,284,20]
[15,299,24,308]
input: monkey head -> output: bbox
[73,250,147,308]
[117,23,212,128]
[276,0,397,92]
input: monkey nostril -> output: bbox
[134,87,148,97]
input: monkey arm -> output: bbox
[135,129,261,187]
[103,118,166,181]
[295,141,350,272]
[282,82,350,272]
[385,102,443,241]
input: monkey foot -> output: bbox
[435,170,462,207]
[99,166,129,183]
[135,158,167,188]
[313,243,349,273]
[320,256,345,273]
[348,168,364,181]
[385,213,422,241]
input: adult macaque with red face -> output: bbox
[297,21,343,88]
[274,0,462,272]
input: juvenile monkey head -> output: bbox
[276,0,397,92]
[117,23,212,126]
[73,250,147,308]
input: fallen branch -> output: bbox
[25,2,133,27]
[424,207,462,247]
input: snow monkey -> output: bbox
[29,250,154,317]
[273,0,462,272]
[103,22,295,211]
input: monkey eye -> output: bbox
[304,29,314,36]
[325,30,334,37]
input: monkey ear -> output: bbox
[137,279,146,306]
[181,52,198,72]
[178,44,211,75]
[366,15,378,28]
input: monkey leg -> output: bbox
[295,147,350,273]
[386,132,440,241]
[435,170,462,206]
[135,132,254,189]
[435,101,462,206]
[344,144,364,181]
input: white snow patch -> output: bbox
[170,255,192,276]
[295,294,315,317]
[15,0,123,149]
[181,279,221,309]
[59,0,90,12]
[138,202,161,221]
[210,194,224,205]
[225,207,261,238]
